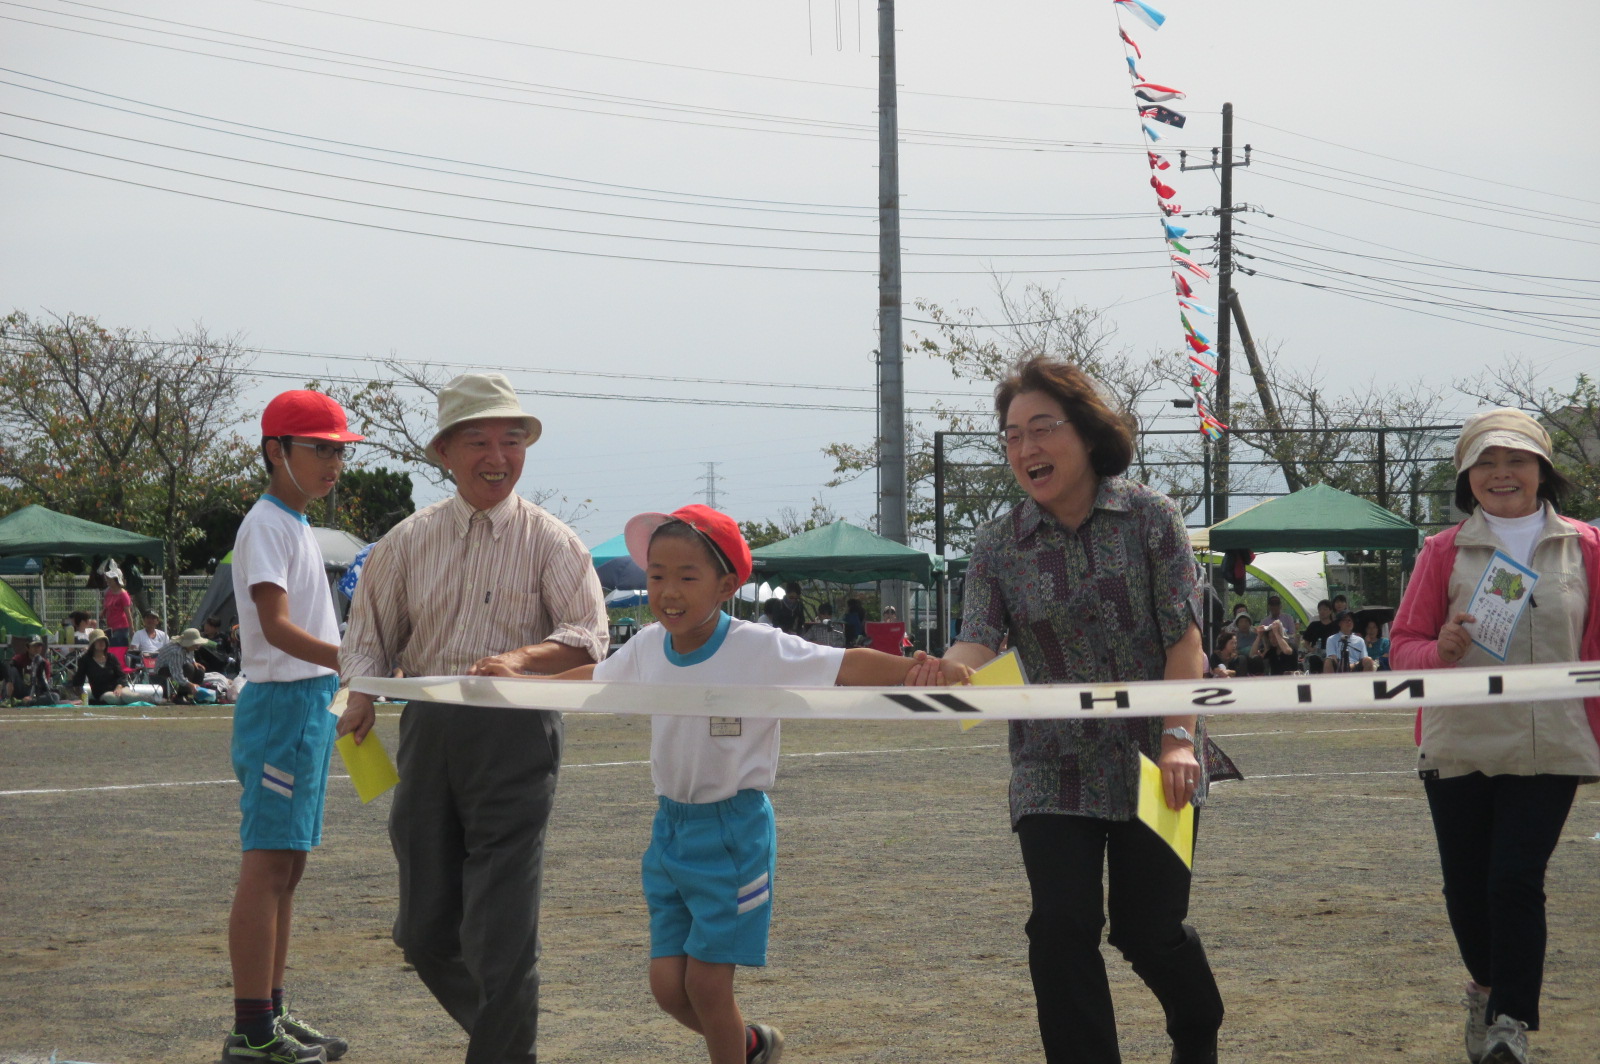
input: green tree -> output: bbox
[318,466,415,540]
[738,500,838,550]
[0,311,260,581]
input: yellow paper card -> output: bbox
[336,731,400,804]
[1137,752,1194,868]
[960,648,1026,731]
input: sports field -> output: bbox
[2,704,1597,1063]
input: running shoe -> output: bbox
[1481,1014,1529,1064]
[1462,981,1490,1063]
[747,1022,785,1064]
[279,1010,348,1061]
[220,1021,327,1063]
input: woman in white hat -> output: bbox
[1391,408,1600,1064]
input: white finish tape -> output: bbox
[352,662,1600,722]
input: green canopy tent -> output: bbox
[0,505,165,564]
[1207,483,1421,552]
[0,577,47,639]
[750,520,943,585]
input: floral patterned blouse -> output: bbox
[959,476,1218,824]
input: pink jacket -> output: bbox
[1391,512,1600,759]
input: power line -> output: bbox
[0,148,1173,276]
[0,8,1196,155]
[1248,167,1600,248]
[0,70,1156,223]
[1239,115,1597,208]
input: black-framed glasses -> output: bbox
[289,440,354,461]
[998,418,1070,449]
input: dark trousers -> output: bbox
[1423,772,1577,1031]
[1017,813,1224,1063]
[391,701,562,1064]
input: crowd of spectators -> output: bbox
[1208,592,1390,678]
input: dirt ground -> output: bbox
[1,703,1597,1063]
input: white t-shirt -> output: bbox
[232,496,339,683]
[1482,505,1546,568]
[594,613,845,804]
[129,629,169,655]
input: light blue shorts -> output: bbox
[231,674,340,852]
[643,789,776,967]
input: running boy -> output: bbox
[541,505,970,1064]
[224,390,363,1064]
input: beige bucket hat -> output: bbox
[426,373,543,465]
[175,627,214,649]
[1453,408,1552,473]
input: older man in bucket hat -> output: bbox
[338,373,608,1064]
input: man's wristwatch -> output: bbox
[1161,726,1195,744]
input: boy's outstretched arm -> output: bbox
[836,648,972,687]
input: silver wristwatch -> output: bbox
[1161,726,1195,744]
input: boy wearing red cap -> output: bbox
[223,390,363,1063]
[540,505,970,1064]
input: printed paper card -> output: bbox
[959,648,1026,731]
[1465,549,1539,663]
[1137,752,1195,868]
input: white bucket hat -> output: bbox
[426,373,543,466]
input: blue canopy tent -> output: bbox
[589,533,646,591]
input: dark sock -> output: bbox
[272,987,285,1017]
[234,998,276,1043]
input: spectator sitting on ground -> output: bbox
[156,628,213,704]
[129,610,170,657]
[1323,609,1377,672]
[3,634,27,701]
[1301,599,1337,673]
[14,635,56,705]
[193,615,238,676]
[802,602,844,647]
[1208,631,1238,679]
[1259,593,1300,674]
[1232,613,1267,676]
[69,630,138,705]
[1364,618,1391,671]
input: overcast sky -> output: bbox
[4,0,1595,545]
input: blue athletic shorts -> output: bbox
[643,789,776,967]
[231,673,340,852]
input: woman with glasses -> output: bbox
[941,355,1229,1064]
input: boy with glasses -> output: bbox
[223,390,362,1063]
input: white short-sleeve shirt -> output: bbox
[594,613,845,803]
[232,496,340,683]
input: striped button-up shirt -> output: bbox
[340,492,608,682]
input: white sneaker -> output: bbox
[1481,1014,1528,1064]
[1462,981,1490,1063]
[747,1022,784,1064]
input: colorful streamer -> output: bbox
[1114,0,1167,30]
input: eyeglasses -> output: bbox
[998,418,1070,449]
[289,440,354,461]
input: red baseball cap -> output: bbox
[624,504,753,585]
[261,390,365,442]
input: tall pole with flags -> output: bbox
[877,0,907,618]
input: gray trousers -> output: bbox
[390,701,562,1064]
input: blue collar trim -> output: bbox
[263,494,310,524]
[665,611,732,667]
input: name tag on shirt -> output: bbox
[709,717,742,736]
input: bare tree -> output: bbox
[316,360,591,524]
[1457,359,1600,520]
[826,282,1183,550]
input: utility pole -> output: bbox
[1180,102,1250,524]
[1181,102,1249,636]
[877,0,907,618]
[696,462,722,510]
